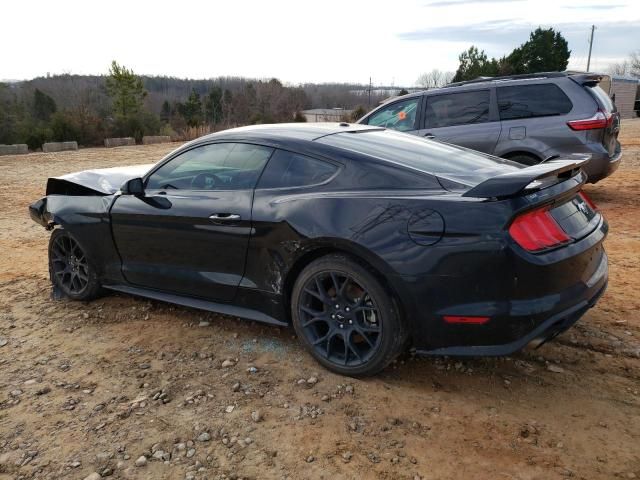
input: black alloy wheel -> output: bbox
[48,229,101,300]
[292,254,406,376]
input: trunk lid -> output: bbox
[549,192,599,242]
[585,84,621,157]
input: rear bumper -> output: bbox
[414,249,608,356]
[585,147,622,183]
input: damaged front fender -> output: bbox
[29,198,55,229]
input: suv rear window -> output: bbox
[316,130,522,187]
[587,85,614,113]
[497,84,573,120]
[425,90,490,128]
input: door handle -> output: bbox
[423,133,435,139]
[209,213,241,221]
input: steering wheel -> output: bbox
[191,172,222,189]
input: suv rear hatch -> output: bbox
[569,75,621,157]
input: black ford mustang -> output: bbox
[29,123,608,376]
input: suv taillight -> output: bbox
[567,109,612,131]
[509,207,570,252]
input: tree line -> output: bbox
[0,66,391,149]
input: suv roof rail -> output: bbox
[443,71,607,89]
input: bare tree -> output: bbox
[416,69,455,89]
[607,51,640,78]
[607,60,630,76]
[630,50,640,78]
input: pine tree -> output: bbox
[506,28,570,74]
[105,61,147,118]
[33,89,57,122]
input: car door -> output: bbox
[416,89,501,154]
[110,142,274,302]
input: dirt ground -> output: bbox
[1,121,639,480]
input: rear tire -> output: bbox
[505,153,540,166]
[291,254,406,377]
[48,228,102,301]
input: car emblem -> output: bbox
[577,201,589,215]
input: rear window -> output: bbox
[257,150,338,189]
[587,85,615,113]
[425,90,490,128]
[498,84,573,120]
[316,130,522,187]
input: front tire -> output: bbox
[291,254,406,377]
[48,228,101,301]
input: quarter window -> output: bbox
[257,150,338,189]
[366,98,419,132]
[146,143,273,190]
[425,90,490,128]
[497,84,573,120]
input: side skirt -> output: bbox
[103,284,288,327]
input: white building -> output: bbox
[301,108,353,123]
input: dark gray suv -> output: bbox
[357,72,622,183]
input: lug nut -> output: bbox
[345,307,350,312]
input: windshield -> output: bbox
[316,130,523,187]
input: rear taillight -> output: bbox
[579,191,598,211]
[509,207,570,252]
[567,109,612,131]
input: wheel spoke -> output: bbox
[354,327,375,347]
[314,277,333,304]
[303,287,325,303]
[346,334,363,362]
[312,330,331,346]
[302,316,327,328]
[342,333,349,365]
[300,305,323,318]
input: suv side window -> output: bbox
[425,90,490,128]
[146,143,273,190]
[257,150,338,189]
[365,97,419,132]
[497,84,573,120]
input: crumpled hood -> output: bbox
[47,164,155,195]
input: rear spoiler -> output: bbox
[462,159,588,199]
[568,72,608,86]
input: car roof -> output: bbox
[198,122,383,143]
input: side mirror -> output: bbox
[121,177,144,195]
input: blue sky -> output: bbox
[1,0,638,85]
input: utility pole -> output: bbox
[586,25,596,72]
[367,77,372,108]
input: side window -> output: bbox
[497,84,573,120]
[146,143,273,190]
[366,98,419,132]
[425,90,490,128]
[257,150,338,189]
